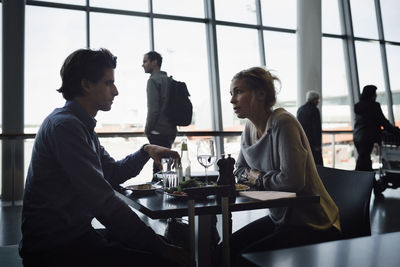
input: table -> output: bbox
[242,231,400,267]
[115,188,319,267]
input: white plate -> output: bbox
[125,184,157,192]
[165,192,188,198]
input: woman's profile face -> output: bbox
[230,78,262,119]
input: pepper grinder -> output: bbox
[216,154,227,186]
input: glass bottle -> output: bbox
[181,138,191,182]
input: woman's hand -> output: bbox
[244,169,262,186]
[143,144,181,170]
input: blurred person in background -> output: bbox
[353,85,400,171]
[297,90,323,165]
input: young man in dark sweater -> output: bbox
[20,48,187,267]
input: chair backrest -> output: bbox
[316,165,374,239]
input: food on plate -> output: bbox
[235,183,250,191]
[165,187,178,194]
[179,178,201,189]
[136,184,152,190]
[164,187,188,196]
[164,178,201,194]
[170,191,188,196]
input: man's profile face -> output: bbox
[86,68,118,113]
[142,55,157,74]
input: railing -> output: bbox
[322,130,354,169]
[0,130,355,204]
[0,129,354,139]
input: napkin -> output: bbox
[239,191,296,201]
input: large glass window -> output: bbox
[98,137,151,185]
[322,0,342,35]
[355,41,388,114]
[322,37,351,129]
[31,0,85,5]
[386,44,400,124]
[380,0,400,42]
[90,13,150,132]
[153,0,204,18]
[214,0,257,24]
[25,6,86,133]
[350,0,378,39]
[0,4,2,134]
[217,26,260,130]
[263,31,297,115]
[90,0,148,12]
[0,3,2,193]
[153,19,210,130]
[260,0,296,30]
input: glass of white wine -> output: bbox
[197,139,216,185]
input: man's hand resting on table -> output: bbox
[143,144,181,170]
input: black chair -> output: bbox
[316,165,374,239]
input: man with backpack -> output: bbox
[142,51,177,175]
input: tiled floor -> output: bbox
[0,202,23,246]
[1,188,400,246]
[370,188,400,235]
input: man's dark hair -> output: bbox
[145,51,162,68]
[360,85,377,102]
[57,48,117,100]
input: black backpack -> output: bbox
[165,76,193,126]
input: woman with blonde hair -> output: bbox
[228,67,341,265]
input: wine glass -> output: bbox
[197,139,216,185]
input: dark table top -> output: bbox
[242,231,400,267]
[115,187,320,219]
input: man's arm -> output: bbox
[143,144,181,170]
[51,120,168,255]
[100,144,150,186]
[100,143,180,186]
